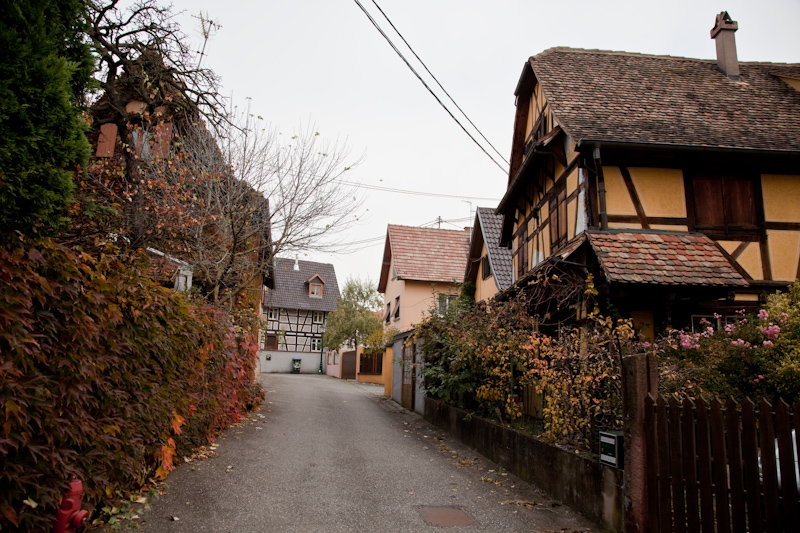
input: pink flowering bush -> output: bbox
[658,282,800,402]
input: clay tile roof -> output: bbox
[379,225,470,292]
[587,231,747,287]
[530,47,800,151]
[263,258,340,312]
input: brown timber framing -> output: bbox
[512,155,580,242]
[619,166,650,229]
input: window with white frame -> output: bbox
[437,293,457,315]
[313,311,324,324]
[311,338,322,351]
[268,308,279,320]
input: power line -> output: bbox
[351,0,508,174]
[338,180,501,202]
[368,0,509,167]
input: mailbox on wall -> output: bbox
[599,430,624,469]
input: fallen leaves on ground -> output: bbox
[501,499,537,510]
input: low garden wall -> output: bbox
[424,397,624,532]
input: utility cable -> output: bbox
[352,0,508,174]
[337,179,501,202]
[368,0,509,167]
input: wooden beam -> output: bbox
[620,166,650,229]
[713,241,753,281]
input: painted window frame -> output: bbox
[437,293,457,316]
[311,338,322,351]
[313,311,324,324]
[268,308,279,320]
[393,295,400,321]
[309,283,323,298]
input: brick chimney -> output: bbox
[710,11,740,81]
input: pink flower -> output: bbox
[763,340,774,347]
[713,312,722,319]
[731,338,751,348]
[725,324,735,334]
[758,309,769,320]
[760,324,781,340]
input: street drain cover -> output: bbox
[418,506,476,527]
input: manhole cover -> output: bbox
[418,506,476,527]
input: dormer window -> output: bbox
[307,274,325,298]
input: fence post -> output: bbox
[622,351,658,531]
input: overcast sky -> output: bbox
[164,0,800,287]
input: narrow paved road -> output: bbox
[135,374,595,532]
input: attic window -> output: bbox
[309,283,323,298]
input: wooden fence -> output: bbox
[521,384,544,419]
[644,395,800,532]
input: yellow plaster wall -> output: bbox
[737,243,764,280]
[567,198,577,239]
[602,167,637,217]
[767,230,800,281]
[762,175,800,223]
[718,240,743,256]
[475,244,500,303]
[567,170,578,196]
[629,311,655,341]
[650,224,688,232]
[383,346,393,396]
[628,168,686,218]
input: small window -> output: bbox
[549,183,568,252]
[264,334,278,350]
[437,293,457,315]
[309,283,323,298]
[385,303,391,324]
[313,311,324,324]
[268,308,279,320]
[481,255,492,280]
[393,296,400,320]
[334,351,339,364]
[517,226,529,277]
[311,338,322,351]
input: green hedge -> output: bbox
[0,238,262,531]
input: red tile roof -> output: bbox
[378,225,470,291]
[530,47,800,151]
[587,231,747,287]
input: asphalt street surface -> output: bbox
[133,374,595,532]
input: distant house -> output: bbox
[464,207,513,304]
[495,12,800,336]
[377,225,470,412]
[260,258,340,373]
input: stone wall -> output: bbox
[424,398,624,532]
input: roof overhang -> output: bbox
[464,211,484,282]
[377,229,392,293]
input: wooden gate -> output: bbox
[341,350,356,380]
[401,340,415,411]
[644,395,800,532]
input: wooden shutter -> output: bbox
[694,177,725,228]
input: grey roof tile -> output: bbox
[263,257,340,312]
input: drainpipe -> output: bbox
[593,146,609,230]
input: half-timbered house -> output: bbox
[260,258,339,373]
[464,207,513,304]
[496,12,800,336]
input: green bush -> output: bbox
[0,238,262,531]
[0,0,93,236]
